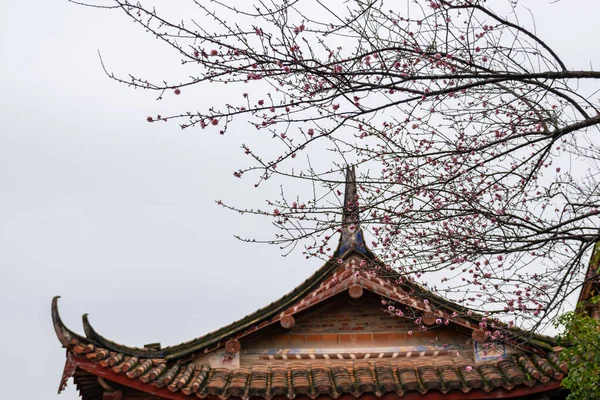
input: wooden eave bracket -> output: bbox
[58,351,77,394]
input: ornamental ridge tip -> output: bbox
[51,296,78,348]
[338,165,367,256]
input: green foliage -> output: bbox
[556,296,600,400]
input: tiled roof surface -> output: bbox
[71,340,566,399]
[54,257,557,363]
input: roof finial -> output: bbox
[338,165,366,255]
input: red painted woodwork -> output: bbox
[103,390,123,400]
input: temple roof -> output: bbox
[53,167,555,359]
[52,166,565,399]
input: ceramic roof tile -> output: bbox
[436,358,462,392]
[290,364,312,396]
[203,368,231,396]
[63,342,566,400]
[183,365,210,395]
[247,365,269,398]
[373,361,396,393]
[269,364,289,397]
[176,364,197,389]
[140,362,166,383]
[418,363,441,392]
[478,364,503,388]
[330,363,353,394]
[497,359,526,385]
[126,358,153,379]
[397,361,420,392]
[121,356,139,374]
[457,362,485,389]
[353,361,376,393]
[311,364,332,395]
[225,368,249,398]
[159,363,181,388]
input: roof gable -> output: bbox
[53,167,557,362]
[52,166,570,400]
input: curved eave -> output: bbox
[61,256,344,359]
[82,313,164,357]
[162,256,341,359]
[51,296,87,348]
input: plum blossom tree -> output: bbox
[72,0,600,332]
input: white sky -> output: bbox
[1,1,599,398]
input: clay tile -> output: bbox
[108,353,124,367]
[548,352,568,374]
[289,364,311,395]
[140,363,166,383]
[176,364,196,389]
[86,348,109,361]
[121,356,139,373]
[374,361,397,393]
[127,359,153,379]
[204,368,232,396]
[311,365,332,395]
[269,364,289,397]
[330,364,353,394]
[113,356,133,374]
[74,343,95,354]
[531,354,555,377]
[162,363,181,386]
[516,354,543,381]
[226,368,249,398]
[457,363,484,389]
[354,362,377,393]
[438,364,462,391]
[418,364,441,391]
[497,359,525,385]
[478,364,504,388]
[397,365,419,392]
[168,368,188,393]
[180,376,199,395]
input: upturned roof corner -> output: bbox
[51,296,85,348]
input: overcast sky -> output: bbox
[2,1,600,398]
